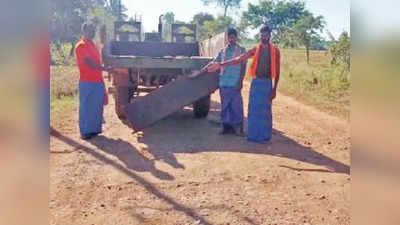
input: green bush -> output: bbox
[50,42,76,66]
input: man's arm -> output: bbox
[83,57,112,104]
[220,47,256,67]
[75,44,111,72]
[237,48,248,91]
[199,61,217,73]
[84,58,110,71]
[271,50,280,101]
[191,50,222,76]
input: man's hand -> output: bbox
[103,65,114,72]
[189,62,221,79]
[206,62,221,73]
[103,91,109,105]
[236,82,243,91]
[188,70,202,78]
[270,88,277,101]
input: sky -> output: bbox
[122,0,350,39]
[352,0,400,39]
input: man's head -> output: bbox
[259,25,271,45]
[227,28,238,46]
[82,22,96,40]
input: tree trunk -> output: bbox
[306,45,310,65]
[224,5,228,17]
[69,40,76,57]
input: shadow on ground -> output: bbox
[50,97,349,224]
[135,99,350,175]
[51,127,214,225]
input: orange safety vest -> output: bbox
[248,43,280,79]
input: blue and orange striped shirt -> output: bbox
[214,45,246,88]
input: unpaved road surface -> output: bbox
[50,80,350,225]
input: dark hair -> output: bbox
[227,28,238,37]
[81,22,94,33]
[260,25,271,34]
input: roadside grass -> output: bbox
[280,49,350,119]
[50,66,78,124]
[245,49,350,119]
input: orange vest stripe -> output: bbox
[248,43,279,79]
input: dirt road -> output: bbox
[50,80,350,225]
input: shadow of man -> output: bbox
[137,101,350,175]
[50,127,213,225]
[88,135,175,180]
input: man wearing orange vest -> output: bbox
[212,25,280,142]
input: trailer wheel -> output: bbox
[193,95,211,118]
[115,87,134,119]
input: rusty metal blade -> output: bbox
[124,73,219,131]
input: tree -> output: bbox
[201,0,242,17]
[242,0,326,63]
[278,28,299,48]
[191,13,215,26]
[163,12,175,24]
[290,11,325,64]
[191,13,215,41]
[50,0,126,64]
[203,16,235,37]
[51,0,89,42]
[51,0,127,43]
[104,0,128,20]
[237,15,251,40]
[161,12,175,42]
[309,36,328,51]
[242,0,305,43]
[51,0,95,59]
[329,31,350,70]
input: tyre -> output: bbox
[193,95,211,118]
[114,87,134,119]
